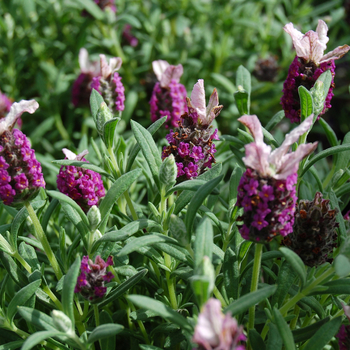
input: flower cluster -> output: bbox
[57,149,105,213]
[91,55,125,112]
[150,60,188,129]
[337,304,350,350]
[122,24,138,47]
[236,114,317,243]
[192,298,246,350]
[75,255,114,301]
[0,100,45,206]
[281,20,350,123]
[253,55,279,82]
[72,48,100,107]
[162,80,222,181]
[282,192,338,267]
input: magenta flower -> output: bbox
[0,100,45,206]
[75,255,114,301]
[163,80,222,181]
[57,149,105,213]
[192,298,246,350]
[72,48,100,107]
[91,55,125,112]
[236,114,317,242]
[281,20,350,123]
[150,60,188,128]
[337,304,350,350]
[122,24,138,47]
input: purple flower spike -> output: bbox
[57,148,105,213]
[150,60,188,129]
[72,48,100,107]
[163,80,223,181]
[281,20,350,123]
[192,298,246,350]
[0,100,45,206]
[91,55,125,112]
[75,255,114,301]
[236,114,317,243]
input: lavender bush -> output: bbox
[1,1,350,350]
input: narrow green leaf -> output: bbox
[98,169,142,233]
[128,295,193,333]
[292,316,330,343]
[104,118,119,149]
[194,217,213,268]
[131,120,162,188]
[87,324,123,343]
[154,242,194,266]
[100,311,116,350]
[236,65,251,113]
[52,160,113,180]
[126,116,167,172]
[223,248,239,300]
[116,13,141,28]
[262,127,279,148]
[335,131,350,173]
[229,166,243,207]
[7,279,41,323]
[185,175,223,234]
[18,306,56,331]
[97,269,147,308]
[234,89,249,115]
[265,111,285,131]
[90,89,104,121]
[174,163,222,214]
[302,317,342,350]
[249,329,266,350]
[41,199,59,233]
[298,85,314,121]
[0,341,24,350]
[0,251,27,285]
[62,257,80,329]
[140,345,163,350]
[166,179,219,198]
[46,190,89,227]
[301,144,350,177]
[334,254,350,278]
[329,190,347,245]
[273,308,296,350]
[21,331,67,350]
[224,285,277,315]
[309,278,350,295]
[279,247,306,289]
[211,72,236,94]
[266,323,283,350]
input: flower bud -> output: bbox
[87,205,101,231]
[159,154,177,193]
[51,310,74,335]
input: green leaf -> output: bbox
[211,73,236,94]
[194,217,213,268]
[298,85,314,121]
[116,13,142,28]
[98,169,142,233]
[166,179,219,198]
[174,163,222,214]
[98,269,147,308]
[7,279,41,323]
[309,278,350,295]
[126,116,167,172]
[234,89,249,115]
[223,248,239,300]
[154,242,193,266]
[265,111,285,131]
[185,175,223,234]
[75,0,104,19]
[131,120,162,188]
[249,329,266,350]
[99,311,116,350]
[279,247,306,289]
[52,160,113,180]
[87,324,123,343]
[41,199,59,233]
[266,323,283,350]
[104,118,119,149]
[273,308,296,350]
[139,346,163,350]
[62,257,80,329]
[0,341,24,350]
[329,190,347,245]
[46,191,89,227]
[236,65,251,113]
[21,331,67,350]
[334,254,350,278]
[229,166,244,208]
[335,131,350,174]
[18,306,56,331]
[292,316,330,343]
[128,295,193,333]
[301,144,350,177]
[302,317,342,350]
[0,251,27,286]
[224,285,277,315]
[90,89,104,121]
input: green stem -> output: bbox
[213,286,227,307]
[42,285,63,310]
[248,244,263,334]
[13,251,32,273]
[290,304,300,330]
[128,300,150,344]
[164,253,178,310]
[24,202,63,280]
[94,304,100,327]
[107,147,138,220]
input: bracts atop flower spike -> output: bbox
[0,100,45,206]
[150,60,188,128]
[72,48,100,107]
[281,20,350,123]
[75,255,114,301]
[192,298,246,350]
[91,54,125,112]
[236,114,317,243]
[57,148,105,213]
[162,79,223,181]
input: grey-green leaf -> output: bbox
[87,324,123,343]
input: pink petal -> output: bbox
[0,100,39,134]
[274,142,318,179]
[109,57,122,72]
[160,64,183,87]
[243,142,271,177]
[305,30,325,64]
[316,20,329,47]
[238,114,264,145]
[79,48,90,73]
[206,88,220,124]
[342,303,350,322]
[190,79,207,122]
[62,148,88,161]
[269,114,314,168]
[284,23,310,60]
[152,60,170,82]
[319,45,350,63]
[100,54,110,78]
